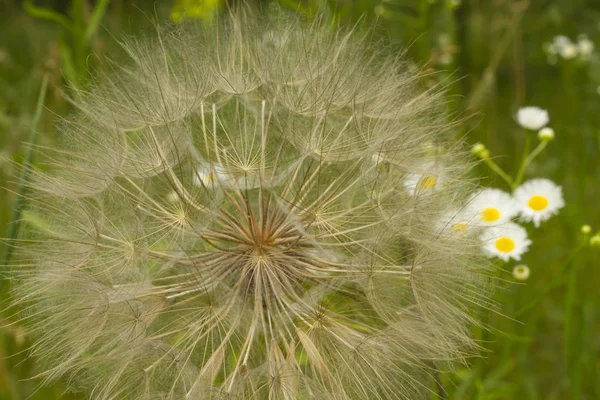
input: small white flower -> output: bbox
[546,35,574,59]
[403,162,445,196]
[552,35,572,49]
[516,106,549,130]
[193,163,228,188]
[537,127,555,141]
[514,179,565,227]
[436,207,478,237]
[512,264,530,281]
[560,43,578,59]
[470,188,519,226]
[577,36,595,57]
[480,222,531,262]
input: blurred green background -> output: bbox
[0,0,599,399]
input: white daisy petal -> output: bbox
[470,188,519,226]
[480,222,531,262]
[516,106,549,130]
[514,178,565,227]
[403,162,445,197]
[193,163,228,188]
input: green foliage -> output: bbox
[171,0,222,21]
[23,0,110,88]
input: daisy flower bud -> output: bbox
[581,224,592,234]
[514,179,565,227]
[9,8,489,400]
[480,222,532,262]
[590,234,600,247]
[516,106,549,131]
[472,142,490,159]
[512,264,530,281]
[537,127,555,141]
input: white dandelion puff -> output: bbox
[8,7,490,400]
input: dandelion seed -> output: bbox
[517,106,549,131]
[481,222,531,262]
[512,264,530,281]
[514,178,565,227]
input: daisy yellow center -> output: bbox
[451,222,468,233]
[481,207,501,222]
[418,176,436,189]
[495,237,515,253]
[528,195,548,211]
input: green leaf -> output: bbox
[23,0,72,32]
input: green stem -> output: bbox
[483,157,514,188]
[0,76,48,297]
[514,244,585,318]
[513,133,531,189]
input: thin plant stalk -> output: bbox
[0,75,48,297]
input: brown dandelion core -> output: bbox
[197,188,326,304]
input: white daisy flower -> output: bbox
[514,178,565,227]
[193,163,228,188]
[470,188,519,226]
[480,222,531,262]
[552,35,572,50]
[577,35,595,57]
[436,206,478,237]
[403,162,445,197]
[559,43,578,59]
[512,264,530,281]
[516,106,549,130]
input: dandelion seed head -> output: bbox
[10,7,488,400]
